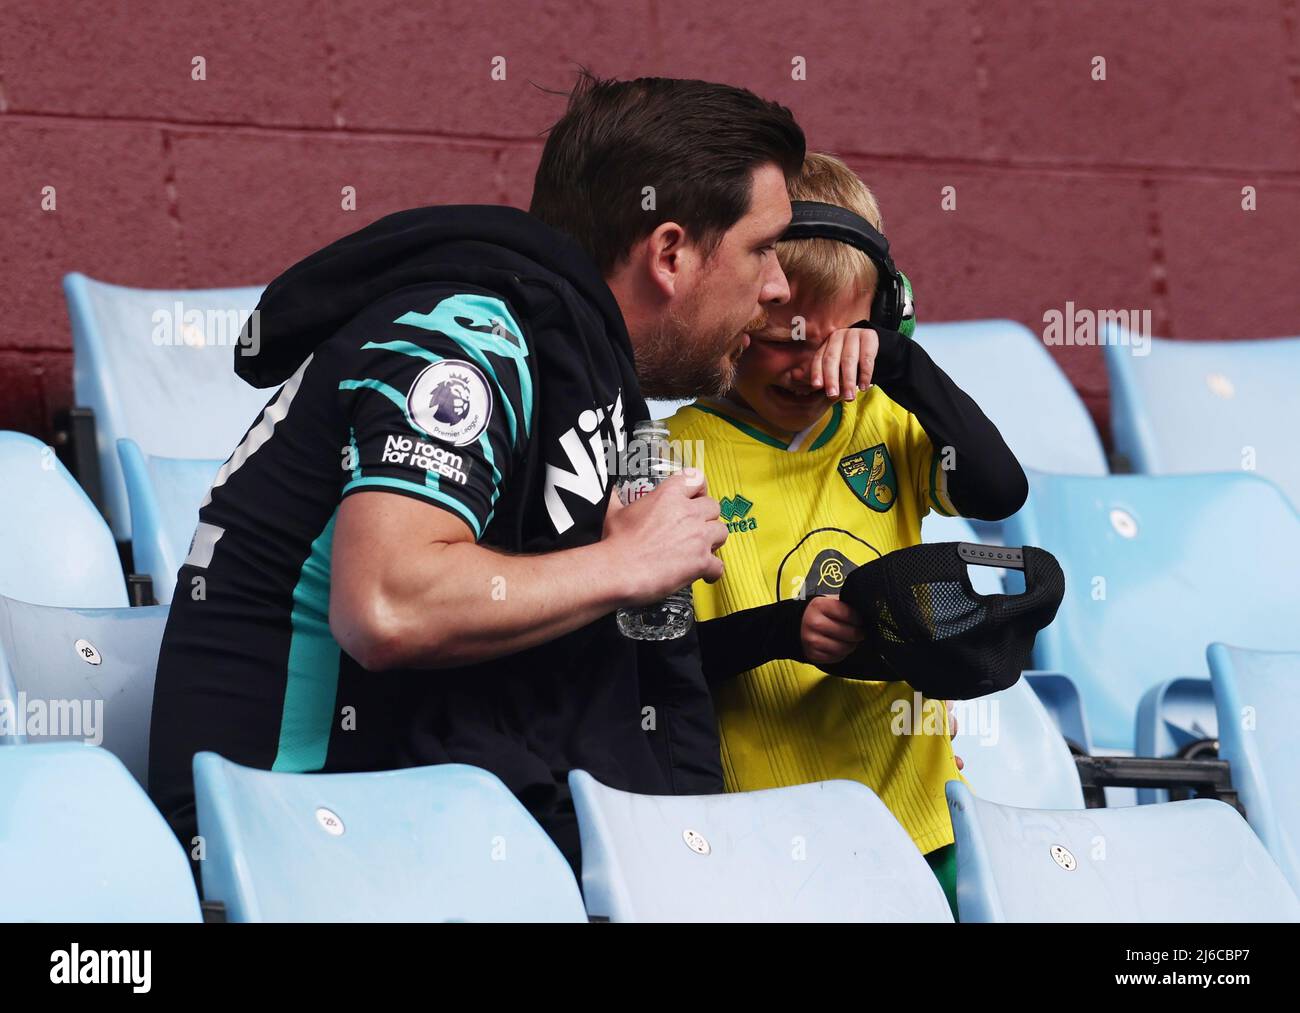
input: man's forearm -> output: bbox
[344,539,630,670]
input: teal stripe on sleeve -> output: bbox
[339,375,499,484]
[342,475,482,539]
[360,338,518,449]
[392,292,532,440]
[273,512,342,773]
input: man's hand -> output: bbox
[811,325,880,401]
[800,594,866,664]
[601,469,727,605]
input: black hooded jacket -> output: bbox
[148,205,724,873]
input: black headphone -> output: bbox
[781,200,915,335]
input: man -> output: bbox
[147,73,806,872]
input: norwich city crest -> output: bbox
[838,444,897,513]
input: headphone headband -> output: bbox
[781,199,913,334]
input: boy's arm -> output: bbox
[696,595,867,687]
[871,328,1028,522]
[696,599,808,688]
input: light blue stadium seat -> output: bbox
[569,770,952,922]
[0,593,167,784]
[1004,470,1300,751]
[920,514,1005,593]
[0,743,200,921]
[65,273,270,540]
[1025,671,1092,753]
[912,320,1108,476]
[0,431,127,607]
[952,679,1084,809]
[1135,677,1219,803]
[947,781,1300,922]
[193,754,586,922]
[118,439,221,604]
[1106,332,1300,509]
[1207,643,1300,897]
[647,397,692,421]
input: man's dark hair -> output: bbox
[530,72,806,275]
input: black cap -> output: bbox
[822,542,1065,700]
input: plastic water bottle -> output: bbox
[615,421,696,641]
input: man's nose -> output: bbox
[760,253,791,306]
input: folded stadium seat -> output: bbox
[1207,643,1300,897]
[947,781,1300,922]
[193,754,587,922]
[568,770,952,922]
[1106,331,1300,509]
[64,273,270,541]
[911,320,1108,477]
[1003,470,1300,753]
[1134,677,1218,804]
[1024,672,1093,754]
[0,431,127,607]
[0,743,201,921]
[951,678,1085,809]
[118,439,221,604]
[0,593,167,784]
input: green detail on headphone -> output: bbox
[898,271,916,339]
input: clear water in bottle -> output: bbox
[615,421,696,641]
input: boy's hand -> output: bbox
[946,700,965,771]
[811,326,879,402]
[801,594,866,664]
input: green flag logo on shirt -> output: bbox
[838,444,897,513]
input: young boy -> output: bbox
[668,153,1027,913]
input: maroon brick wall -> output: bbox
[3,0,1298,444]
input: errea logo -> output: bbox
[720,494,758,533]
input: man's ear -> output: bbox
[643,220,690,300]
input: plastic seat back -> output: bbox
[953,679,1085,809]
[1107,333,1300,509]
[0,743,200,922]
[193,754,586,922]
[948,781,1300,922]
[65,272,270,539]
[0,593,168,783]
[1208,643,1300,897]
[569,770,952,922]
[0,431,126,607]
[118,439,221,604]
[1004,470,1300,750]
[912,320,1107,475]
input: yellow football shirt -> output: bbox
[667,390,969,855]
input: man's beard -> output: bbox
[636,301,765,400]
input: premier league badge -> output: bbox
[406,359,494,446]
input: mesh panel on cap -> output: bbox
[835,542,1065,700]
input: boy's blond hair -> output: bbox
[778,152,883,308]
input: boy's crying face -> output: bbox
[732,277,874,434]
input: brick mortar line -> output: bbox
[968,0,995,158]
[3,108,1299,184]
[1140,177,1175,340]
[0,108,541,146]
[1282,0,1300,136]
[160,129,190,289]
[320,0,347,130]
